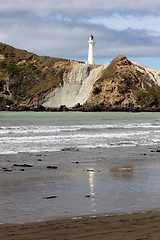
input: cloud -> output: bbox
[88,14,160,37]
[0,15,89,58]
[0,0,160,67]
[1,0,160,16]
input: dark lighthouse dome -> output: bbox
[90,34,94,40]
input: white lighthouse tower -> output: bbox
[87,34,95,65]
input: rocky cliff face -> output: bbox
[78,56,160,111]
[0,44,160,111]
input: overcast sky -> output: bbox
[0,0,160,69]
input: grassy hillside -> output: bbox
[0,43,78,109]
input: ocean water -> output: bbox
[0,111,160,223]
[0,111,160,154]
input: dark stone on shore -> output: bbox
[85,195,91,198]
[13,164,33,167]
[43,196,58,199]
[87,169,94,172]
[20,169,25,171]
[73,103,82,109]
[58,105,68,111]
[156,149,160,153]
[37,159,42,161]
[3,169,12,172]
[61,147,79,152]
[73,161,79,164]
[47,166,58,169]
[1,167,12,172]
[30,105,46,111]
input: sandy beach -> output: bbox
[1,211,160,240]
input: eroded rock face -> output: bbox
[81,56,160,111]
[42,63,109,108]
[42,64,92,108]
[130,60,160,87]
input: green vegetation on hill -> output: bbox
[0,43,75,108]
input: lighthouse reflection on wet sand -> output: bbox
[87,34,95,65]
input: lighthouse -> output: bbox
[87,34,95,65]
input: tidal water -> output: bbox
[0,111,160,154]
[0,111,160,223]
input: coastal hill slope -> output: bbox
[0,43,160,111]
[0,43,79,110]
[81,55,160,111]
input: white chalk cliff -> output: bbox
[42,63,109,108]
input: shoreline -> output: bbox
[1,210,160,240]
[1,107,160,112]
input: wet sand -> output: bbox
[1,211,160,240]
[1,145,160,239]
[1,145,160,224]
